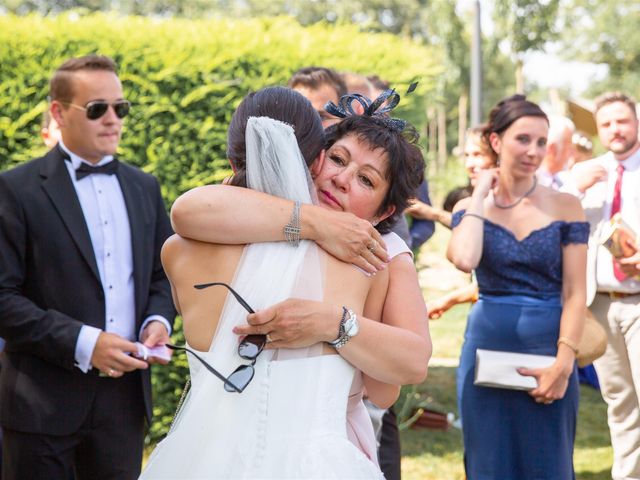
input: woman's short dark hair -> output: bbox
[226,86,325,187]
[482,95,548,154]
[325,116,425,234]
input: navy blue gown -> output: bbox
[452,210,589,480]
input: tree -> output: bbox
[1,0,434,38]
[493,0,560,93]
[558,0,640,98]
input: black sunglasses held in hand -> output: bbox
[63,100,131,120]
[168,282,266,393]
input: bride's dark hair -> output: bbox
[226,86,324,187]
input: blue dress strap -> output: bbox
[451,210,465,228]
[560,221,589,245]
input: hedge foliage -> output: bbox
[0,12,442,445]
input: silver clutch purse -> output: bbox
[474,349,555,391]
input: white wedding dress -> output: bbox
[140,117,384,479]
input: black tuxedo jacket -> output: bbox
[0,145,176,435]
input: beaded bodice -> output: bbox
[452,210,589,298]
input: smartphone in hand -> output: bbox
[134,342,172,362]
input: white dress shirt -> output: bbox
[59,141,171,373]
[595,148,640,292]
[537,168,565,189]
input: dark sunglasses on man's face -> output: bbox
[63,100,131,120]
[166,282,266,394]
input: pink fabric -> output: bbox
[346,374,379,467]
[344,232,410,464]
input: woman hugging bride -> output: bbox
[141,86,430,479]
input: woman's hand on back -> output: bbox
[232,299,342,350]
[304,206,389,275]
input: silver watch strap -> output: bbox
[329,307,356,349]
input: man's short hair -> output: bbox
[288,67,347,98]
[594,91,638,118]
[341,72,373,98]
[367,75,390,92]
[50,54,118,103]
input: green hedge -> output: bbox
[0,12,442,446]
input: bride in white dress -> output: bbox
[141,87,407,479]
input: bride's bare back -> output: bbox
[161,235,389,353]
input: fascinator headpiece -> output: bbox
[324,88,409,132]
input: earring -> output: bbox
[372,220,379,227]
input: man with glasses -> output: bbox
[0,54,175,479]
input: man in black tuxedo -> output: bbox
[0,55,176,479]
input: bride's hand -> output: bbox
[305,206,389,275]
[232,299,342,349]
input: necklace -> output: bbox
[493,176,538,209]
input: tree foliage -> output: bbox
[558,0,640,98]
[2,0,528,153]
[2,0,434,39]
[493,0,560,56]
[492,0,559,92]
[0,13,441,199]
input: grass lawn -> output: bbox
[400,223,613,479]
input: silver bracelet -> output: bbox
[328,307,349,347]
[462,212,484,221]
[283,200,301,247]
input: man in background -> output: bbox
[571,91,640,480]
[288,66,347,128]
[0,54,176,479]
[536,115,575,189]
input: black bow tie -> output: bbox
[75,159,119,181]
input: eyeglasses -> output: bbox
[166,282,266,393]
[63,100,131,120]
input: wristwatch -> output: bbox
[329,308,359,349]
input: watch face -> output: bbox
[350,318,359,336]
[344,311,359,337]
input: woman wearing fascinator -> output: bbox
[140,87,430,478]
[447,95,588,479]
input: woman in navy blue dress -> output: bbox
[447,95,589,479]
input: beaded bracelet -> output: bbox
[283,200,301,247]
[557,336,579,355]
[328,307,349,347]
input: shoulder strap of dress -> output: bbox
[382,231,413,259]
